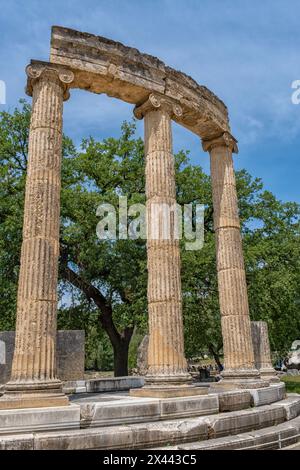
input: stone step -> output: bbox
[0,404,81,435]
[0,384,286,436]
[73,383,286,428]
[0,394,299,450]
[63,376,145,394]
[77,393,219,428]
[175,415,300,450]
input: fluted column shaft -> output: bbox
[203,133,259,381]
[135,94,191,385]
[4,63,73,405]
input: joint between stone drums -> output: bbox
[214,224,241,231]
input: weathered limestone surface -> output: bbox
[132,94,191,392]
[205,406,285,438]
[251,321,279,382]
[49,26,229,139]
[0,404,80,435]
[57,330,85,381]
[272,394,300,421]
[78,394,219,428]
[63,376,144,394]
[0,434,35,450]
[85,376,144,393]
[178,418,300,450]
[248,383,286,407]
[202,133,261,387]
[0,395,298,450]
[62,380,87,394]
[217,390,252,412]
[0,330,84,385]
[0,63,74,409]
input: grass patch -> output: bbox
[281,375,300,394]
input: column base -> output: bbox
[259,368,280,383]
[129,371,209,398]
[216,368,270,390]
[0,379,69,409]
[144,372,193,387]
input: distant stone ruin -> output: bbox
[288,340,300,370]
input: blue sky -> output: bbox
[0,0,299,203]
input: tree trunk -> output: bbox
[208,343,223,370]
[62,266,134,377]
[101,320,134,377]
[113,341,130,376]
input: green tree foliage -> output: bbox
[0,100,30,330]
[0,101,299,373]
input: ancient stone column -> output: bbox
[251,321,279,382]
[131,94,205,397]
[0,62,74,409]
[203,133,265,388]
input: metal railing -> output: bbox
[237,431,300,450]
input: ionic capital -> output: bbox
[202,132,238,154]
[134,93,183,120]
[25,61,74,101]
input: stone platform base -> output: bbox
[0,392,299,450]
[259,367,281,383]
[214,379,270,390]
[0,394,69,410]
[0,382,297,450]
[130,384,209,398]
[0,404,80,435]
[164,415,300,450]
[63,376,144,394]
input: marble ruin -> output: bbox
[1,26,300,452]
[0,330,85,386]
[0,26,277,407]
[251,321,279,382]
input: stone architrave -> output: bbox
[131,94,207,398]
[203,133,267,388]
[251,321,279,382]
[0,63,74,409]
